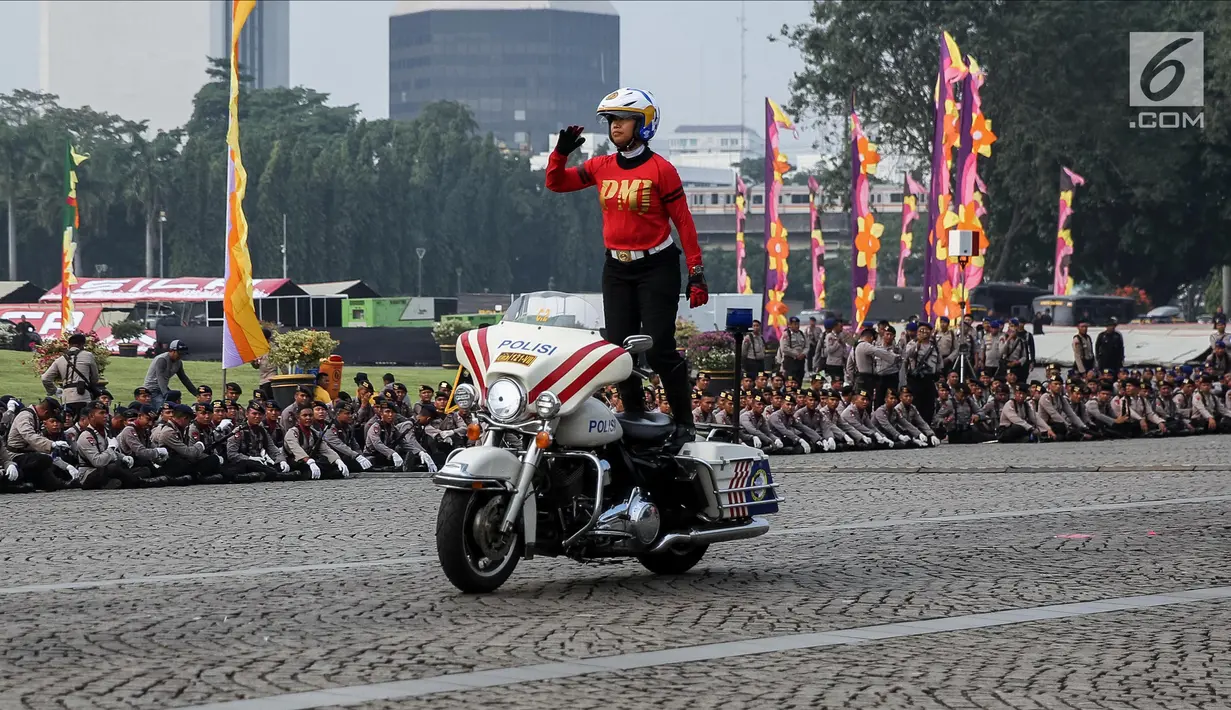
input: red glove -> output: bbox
[688,272,709,308]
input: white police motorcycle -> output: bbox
[433,292,781,593]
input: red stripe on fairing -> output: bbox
[461,330,485,393]
[528,340,608,400]
[475,326,491,370]
[556,345,626,404]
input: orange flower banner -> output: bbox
[222,0,269,368]
[924,31,968,323]
[897,172,925,288]
[761,97,795,341]
[849,107,882,326]
[734,174,752,294]
[1053,167,1087,295]
[808,176,825,309]
[948,56,996,311]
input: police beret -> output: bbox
[841,385,854,396]
[297,385,314,395]
[265,399,282,410]
[197,385,212,394]
[989,320,1002,328]
[938,315,950,322]
[1125,377,1141,386]
[753,393,766,404]
[247,401,266,413]
[419,402,438,415]
[171,404,194,417]
[802,388,816,398]
[193,403,209,413]
[905,322,918,331]
[226,383,242,394]
[312,400,330,409]
[133,386,151,397]
[823,317,837,328]
[438,380,453,390]
[783,394,797,405]
[1049,376,1064,384]
[857,389,871,398]
[435,391,450,400]
[719,391,733,401]
[358,380,374,391]
[211,399,226,409]
[1099,383,1115,392]
[1015,384,1031,394]
[353,371,369,385]
[1200,374,1214,383]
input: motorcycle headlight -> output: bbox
[486,378,526,423]
[452,383,477,410]
[534,391,561,420]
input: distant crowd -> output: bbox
[1,334,475,493]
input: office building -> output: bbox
[215,0,290,90]
[657,124,763,170]
[37,0,288,132]
[389,0,620,154]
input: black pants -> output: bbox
[82,463,152,489]
[65,401,89,418]
[162,454,224,484]
[782,358,805,386]
[13,452,66,491]
[946,427,992,444]
[222,459,275,483]
[823,365,844,383]
[907,376,938,424]
[997,425,1033,443]
[854,373,879,405]
[602,245,692,428]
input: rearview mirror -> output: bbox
[623,335,653,354]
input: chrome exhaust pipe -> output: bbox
[647,517,770,554]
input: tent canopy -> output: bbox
[40,277,304,303]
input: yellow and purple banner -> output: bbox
[808,176,825,309]
[1053,167,1086,295]
[62,143,88,329]
[222,0,269,369]
[924,31,968,323]
[949,57,996,309]
[850,107,882,326]
[761,97,794,341]
[734,174,752,294]
[897,172,925,288]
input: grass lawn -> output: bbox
[0,350,459,404]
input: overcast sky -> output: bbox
[0,0,819,146]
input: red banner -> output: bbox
[0,304,156,352]
[41,277,292,303]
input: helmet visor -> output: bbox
[597,110,642,124]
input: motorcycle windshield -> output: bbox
[504,292,604,331]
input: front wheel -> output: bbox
[638,544,708,575]
[436,489,523,593]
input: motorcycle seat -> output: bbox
[616,411,674,442]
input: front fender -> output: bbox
[432,446,521,491]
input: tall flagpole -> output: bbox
[222,0,270,374]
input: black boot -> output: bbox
[141,475,170,488]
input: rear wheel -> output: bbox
[637,544,708,575]
[436,490,523,593]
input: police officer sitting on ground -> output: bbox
[284,405,348,480]
[75,400,155,489]
[5,397,72,491]
[152,404,225,484]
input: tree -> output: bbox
[780,0,1230,303]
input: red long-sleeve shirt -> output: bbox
[545,150,703,269]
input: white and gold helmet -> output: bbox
[596,88,660,142]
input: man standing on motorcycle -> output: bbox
[546,87,708,448]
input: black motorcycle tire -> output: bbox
[436,489,523,594]
[637,544,709,575]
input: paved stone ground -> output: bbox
[0,436,1229,709]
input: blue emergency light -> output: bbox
[726,307,753,331]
